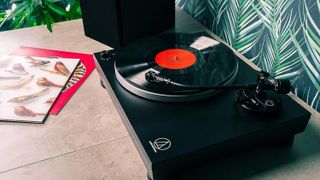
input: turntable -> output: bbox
[89,7,310,180]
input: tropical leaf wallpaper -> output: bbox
[176,0,320,111]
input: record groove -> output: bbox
[115,32,239,102]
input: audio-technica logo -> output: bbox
[149,137,171,153]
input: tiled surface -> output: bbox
[0,70,128,172]
[0,137,147,180]
[1,19,320,180]
[0,20,106,54]
[0,20,130,174]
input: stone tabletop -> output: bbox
[0,20,146,180]
[0,19,320,180]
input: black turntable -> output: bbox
[92,8,310,180]
[113,32,239,102]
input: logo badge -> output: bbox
[149,138,171,153]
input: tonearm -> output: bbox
[145,70,292,113]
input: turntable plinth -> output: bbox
[94,8,311,180]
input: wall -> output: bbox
[176,0,320,111]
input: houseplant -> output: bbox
[0,0,82,32]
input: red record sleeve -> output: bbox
[11,46,95,115]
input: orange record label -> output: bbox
[155,49,196,69]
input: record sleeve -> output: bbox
[0,55,79,123]
[12,46,95,115]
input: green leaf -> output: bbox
[30,5,42,17]
[291,1,320,94]
[1,0,82,32]
[251,0,302,82]
[207,0,228,33]
[10,0,24,4]
[47,3,68,17]
[69,1,82,18]
[0,13,6,22]
[43,10,53,32]
[1,0,28,25]
[219,0,263,55]
[186,0,207,19]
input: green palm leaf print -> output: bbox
[252,0,302,81]
[176,0,208,22]
[176,0,320,111]
[219,0,263,55]
[207,0,228,34]
[292,1,320,109]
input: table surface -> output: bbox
[0,18,320,180]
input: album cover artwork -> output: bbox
[0,55,79,123]
[12,46,95,115]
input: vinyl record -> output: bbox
[115,32,238,102]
